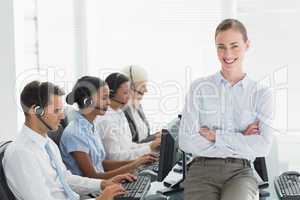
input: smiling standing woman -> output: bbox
[179,19,274,200]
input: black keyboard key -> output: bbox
[115,176,151,200]
[275,173,300,200]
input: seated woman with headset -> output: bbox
[94,73,161,161]
[121,65,161,143]
[60,76,156,179]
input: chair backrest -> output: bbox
[254,157,268,182]
[48,106,77,147]
[0,141,16,200]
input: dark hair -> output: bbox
[20,81,65,115]
[105,73,129,98]
[66,76,106,109]
[215,18,248,42]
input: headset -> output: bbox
[76,82,106,112]
[34,82,53,131]
[129,66,144,96]
[78,85,93,108]
[109,73,126,105]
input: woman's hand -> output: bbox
[96,184,125,200]
[199,127,216,142]
[154,131,162,139]
[132,153,158,168]
[243,121,260,135]
[150,137,161,151]
[111,173,137,183]
[101,174,136,189]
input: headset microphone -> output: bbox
[95,106,108,112]
[37,115,54,131]
[111,98,125,105]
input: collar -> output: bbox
[75,111,95,133]
[108,106,123,114]
[214,71,249,89]
[22,124,49,149]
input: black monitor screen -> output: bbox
[157,129,177,181]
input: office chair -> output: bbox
[254,157,270,200]
[0,141,16,200]
[47,119,67,146]
[48,106,76,147]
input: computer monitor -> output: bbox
[157,129,177,181]
[157,149,186,195]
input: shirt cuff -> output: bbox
[88,178,102,193]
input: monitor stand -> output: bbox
[157,150,186,195]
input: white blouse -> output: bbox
[94,107,151,160]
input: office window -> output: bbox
[236,0,300,133]
[86,0,222,130]
[16,0,76,130]
[237,0,300,169]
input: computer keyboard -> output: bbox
[144,161,159,173]
[274,171,300,200]
[114,176,151,200]
[137,161,159,173]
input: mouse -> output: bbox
[145,193,169,200]
[138,169,158,182]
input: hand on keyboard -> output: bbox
[134,154,158,167]
[112,173,137,184]
[96,184,125,200]
[114,176,151,200]
[102,173,137,190]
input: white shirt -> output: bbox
[2,124,101,200]
[94,107,151,160]
[179,72,274,161]
[129,105,149,142]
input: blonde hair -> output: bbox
[121,65,148,83]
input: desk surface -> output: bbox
[147,162,300,200]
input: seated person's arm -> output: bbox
[102,159,133,171]
[71,151,156,179]
[139,131,161,143]
[3,150,58,200]
[96,184,125,200]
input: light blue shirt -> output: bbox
[179,72,274,161]
[60,111,106,176]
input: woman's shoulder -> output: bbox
[189,74,218,90]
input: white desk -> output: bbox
[146,134,300,199]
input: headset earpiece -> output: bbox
[109,89,115,98]
[108,73,122,99]
[34,82,53,131]
[35,83,45,117]
[83,97,93,107]
[34,105,45,117]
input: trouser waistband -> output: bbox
[192,156,251,168]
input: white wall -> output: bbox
[0,0,18,141]
[3,0,300,143]
[86,0,223,131]
[236,0,300,133]
[85,0,300,134]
